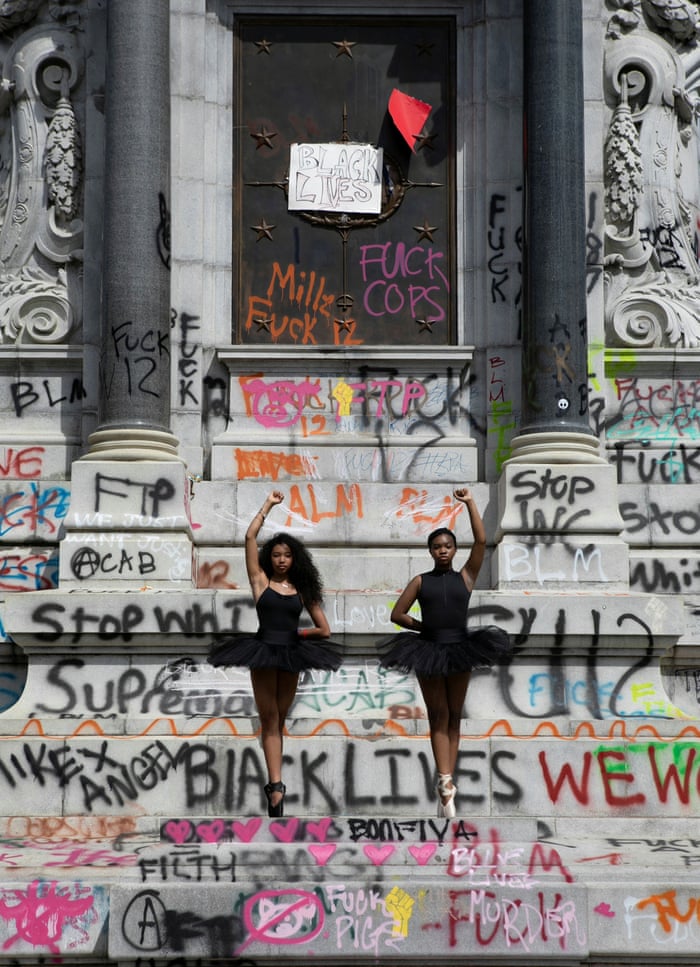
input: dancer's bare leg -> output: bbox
[251,667,299,807]
[418,672,470,806]
[418,675,453,802]
[445,671,470,774]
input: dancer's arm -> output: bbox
[390,575,423,632]
[245,489,283,599]
[301,600,331,639]
[454,487,486,591]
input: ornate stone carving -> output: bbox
[642,0,700,44]
[0,14,83,344]
[608,285,700,347]
[0,266,72,342]
[607,0,700,45]
[44,90,82,221]
[0,1,43,34]
[604,29,700,348]
[605,78,644,230]
[607,1,643,39]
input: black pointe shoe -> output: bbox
[264,781,286,817]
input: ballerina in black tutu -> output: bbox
[209,489,341,816]
[379,488,510,818]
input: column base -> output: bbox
[493,534,631,590]
[494,461,629,590]
[506,431,606,464]
[60,460,194,589]
[81,427,182,462]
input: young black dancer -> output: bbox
[380,488,510,817]
[210,490,341,815]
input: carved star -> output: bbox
[255,39,272,54]
[335,318,354,333]
[251,218,275,241]
[254,316,273,332]
[415,317,436,333]
[414,131,437,152]
[416,41,435,57]
[333,39,357,58]
[413,219,437,242]
[251,126,278,150]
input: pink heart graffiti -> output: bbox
[163,820,192,845]
[363,844,396,866]
[232,818,262,842]
[408,843,437,865]
[305,818,332,843]
[196,819,226,843]
[308,844,337,866]
[270,819,300,842]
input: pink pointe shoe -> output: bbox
[437,773,457,819]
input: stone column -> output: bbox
[85,0,178,461]
[62,0,193,589]
[494,0,627,590]
[511,0,599,464]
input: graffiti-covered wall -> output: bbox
[0,0,698,963]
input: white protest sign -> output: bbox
[288,142,383,214]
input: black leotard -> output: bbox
[379,569,510,676]
[256,586,303,634]
[418,570,469,634]
[208,585,341,672]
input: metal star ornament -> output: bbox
[254,316,273,333]
[251,126,278,150]
[414,131,437,152]
[413,219,437,242]
[251,218,275,241]
[333,39,356,58]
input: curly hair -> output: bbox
[427,526,458,549]
[259,532,324,605]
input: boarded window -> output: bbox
[234,16,456,347]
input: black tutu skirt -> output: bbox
[208,629,342,673]
[378,626,511,677]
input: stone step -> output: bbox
[0,718,698,818]
[0,711,697,960]
[0,814,698,962]
[3,814,696,878]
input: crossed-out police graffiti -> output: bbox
[1,815,700,955]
